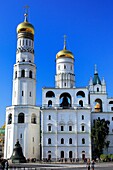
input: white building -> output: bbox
[4,12,113,161]
[4,13,40,160]
[41,38,92,161]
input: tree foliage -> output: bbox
[91,118,110,158]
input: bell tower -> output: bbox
[55,36,75,88]
[4,10,40,160]
[12,10,36,106]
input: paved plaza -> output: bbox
[3,162,112,170]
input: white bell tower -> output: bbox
[55,36,75,88]
[12,12,36,106]
[4,10,40,160]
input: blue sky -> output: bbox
[0,0,113,126]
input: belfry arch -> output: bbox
[94,98,102,112]
[60,92,72,108]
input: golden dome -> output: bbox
[56,49,74,59]
[17,13,34,34]
[56,35,74,59]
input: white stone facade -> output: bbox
[4,13,113,162]
[41,87,92,161]
[4,14,40,160]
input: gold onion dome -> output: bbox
[17,13,34,34]
[56,36,74,59]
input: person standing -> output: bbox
[87,159,90,170]
[91,160,95,170]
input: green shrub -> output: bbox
[100,154,107,161]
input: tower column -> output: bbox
[4,11,40,160]
[55,36,75,88]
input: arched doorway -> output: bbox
[61,151,64,158]
[82,151,85,160]
[48,151,51,160]
[69,151,72,158]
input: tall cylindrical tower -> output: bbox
[4,12,40,160]
[12,13,36,105]
[55,37,75,88]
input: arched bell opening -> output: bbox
[94,99,102,112]
[60,92,72,109]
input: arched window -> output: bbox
[31,114,36,124]
[48,138,51,144]
[81,125,85,131]
[18,113,24,123]
[76,91,85,98]
[82,138,85,144]
[109,101,113,104]
[69,151,72,158]
[69,138,72,144]
[48,115,51,120]
[8,113,12,124]
[82,115,84,120]
[15,71,17,79]
[61,125,64,131]
[61,151,64,158]
[46,91,55,98]
[48,125,52,132]
[97,87,99,92]
[48,100,52,107]
[61,138,64,144]
[21,70,25,77]
[69,126,72,131]
[29,70,32,78]
[79,100,83,107]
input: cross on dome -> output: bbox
[63,35,67,50]
[24,5,29,22]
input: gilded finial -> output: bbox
[63,35,67,50]
[24,5,29,22]
[94,64,98,74]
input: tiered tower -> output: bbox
[55,36,75,88]
[4,11,40,160]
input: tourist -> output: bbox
[87,159,90,170]
[91,160,95,170]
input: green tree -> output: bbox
[91,118,110,158]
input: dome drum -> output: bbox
[17,32,34,40]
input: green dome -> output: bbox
[93,73,101,85]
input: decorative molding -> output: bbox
[16,46,34,54]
